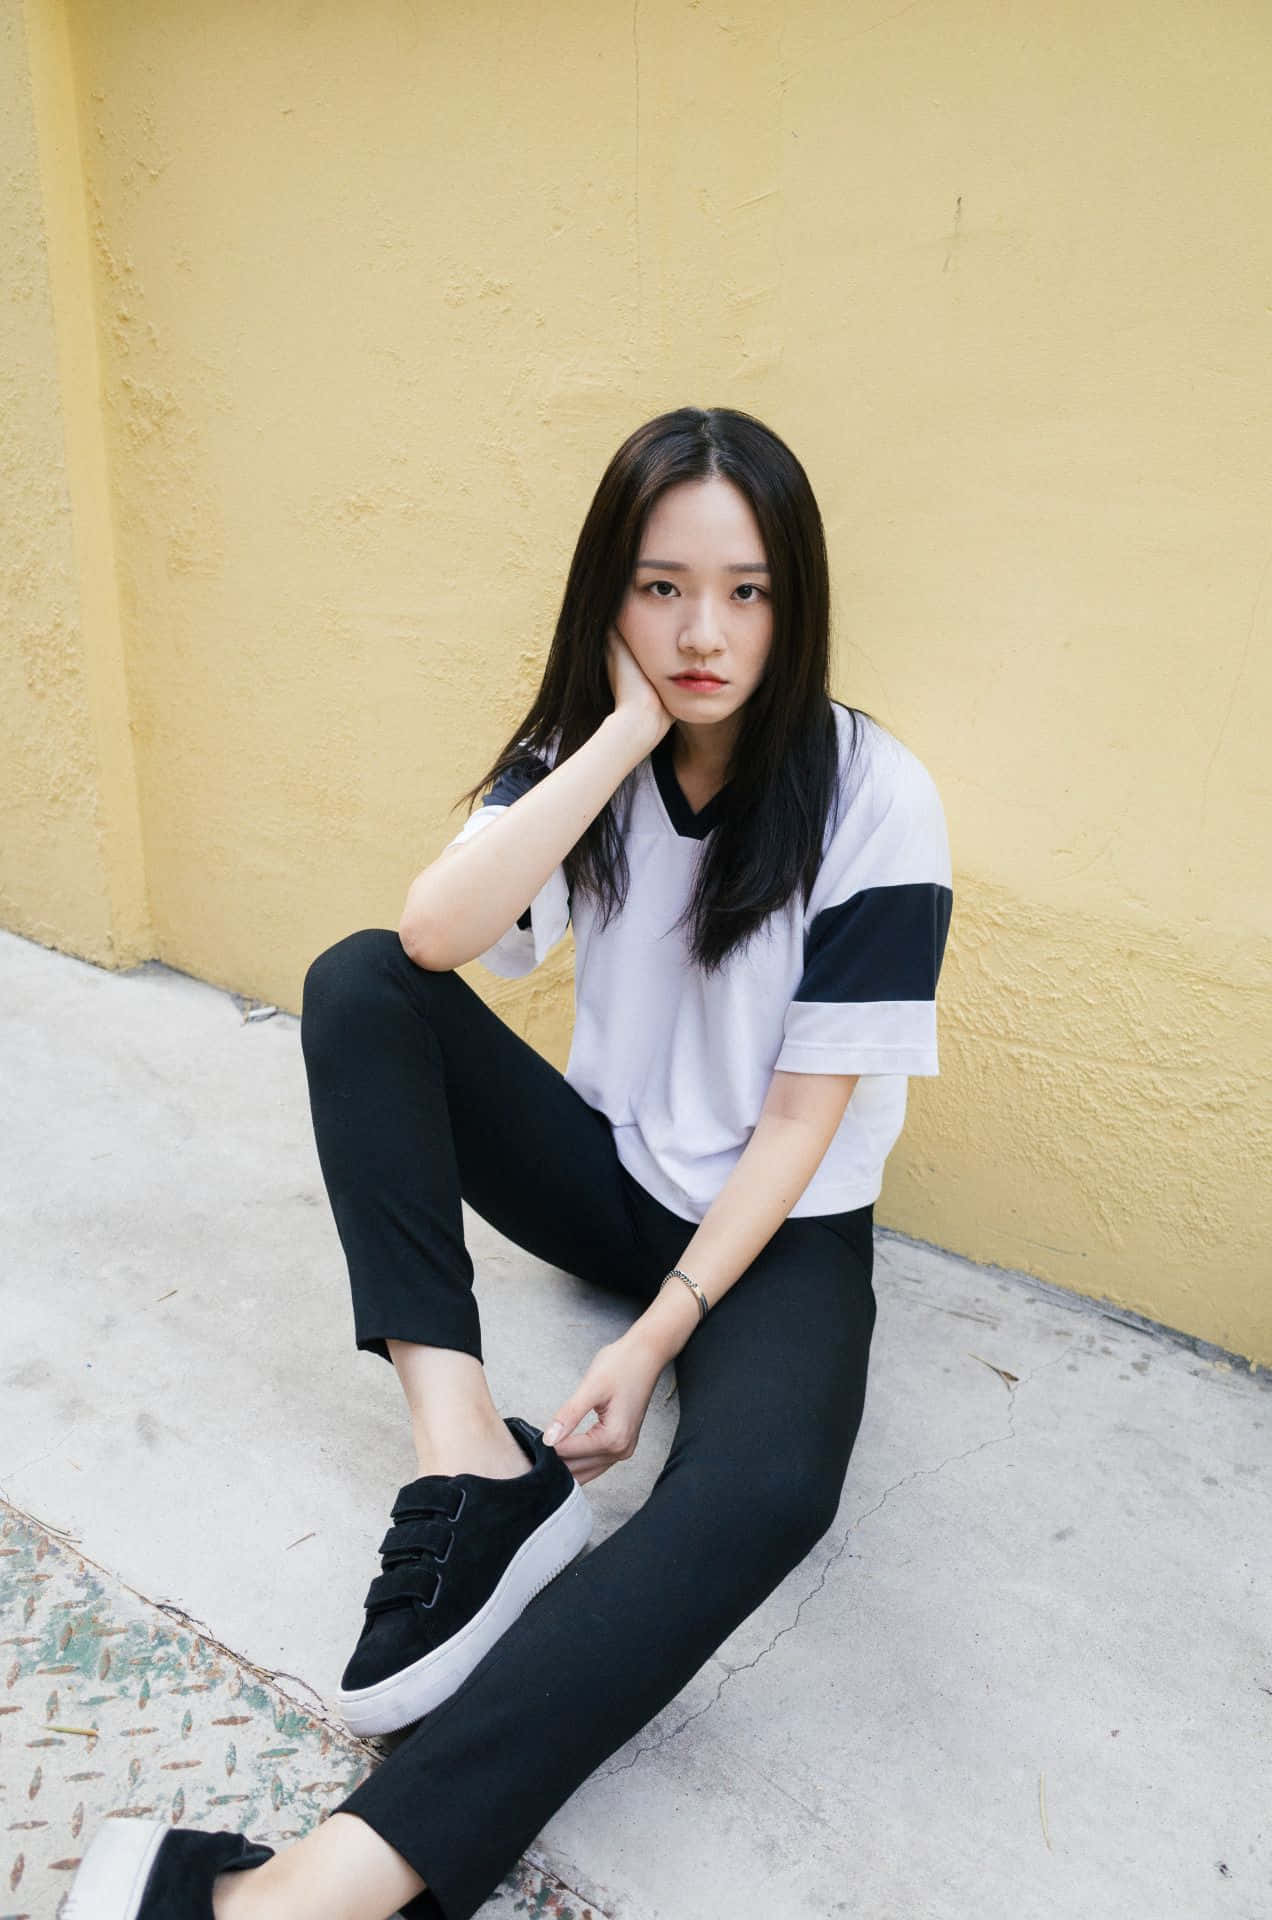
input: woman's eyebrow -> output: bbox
[635,558,770,573]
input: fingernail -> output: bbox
[542,1422,562,1446]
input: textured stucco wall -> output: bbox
[5,0,1270,1364]
[2,0,147,960]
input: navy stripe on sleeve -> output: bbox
[794,882,953,1005]
[484,754,553,810]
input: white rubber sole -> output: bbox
[65,1817,168,1920]
[337,1476,593,1735]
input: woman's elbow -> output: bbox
[398,912,445,970]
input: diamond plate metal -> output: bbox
[0,1504,607,1919]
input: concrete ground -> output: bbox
[1,924,1268,1920]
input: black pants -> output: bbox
[299,928,878,1920]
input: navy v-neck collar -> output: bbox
[650,731,731,840]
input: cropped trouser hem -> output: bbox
[353,1295,483,1368]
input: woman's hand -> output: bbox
[606,624,676,748]
[541,1328,668,1485]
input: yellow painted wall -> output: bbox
[5,0,1269,1364]
[3,0,147,960]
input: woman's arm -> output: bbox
[541,1067,860,1479]
[625,1066,861,1364]
[402,709,659,971]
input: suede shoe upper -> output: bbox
[66,1825,274,1920]
[341,1415,577,1695]
[142,1830,274,1918]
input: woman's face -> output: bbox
[614,477,774,745]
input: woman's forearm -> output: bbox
[625,1077,858,1366]
[402,710,659,972]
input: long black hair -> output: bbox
[455,405,873,975]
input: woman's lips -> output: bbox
[672,675,725,689]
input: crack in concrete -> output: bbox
[523,1844,615,1919]
[1,1412,85,1486]
[596,1350,1067,1781]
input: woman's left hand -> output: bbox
[541,1330,667,1484]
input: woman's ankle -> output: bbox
[210,1860,274,1920]
[383,1339,531,1480]
[212,1813,426,1920]
[412,1409,532,1480]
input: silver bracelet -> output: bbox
[660,1267,709,1322]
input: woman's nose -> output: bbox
[682,595,726,647]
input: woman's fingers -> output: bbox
[555,1417,630,1463]
[605,625,675,742]
[556,1441,626,1480]
[555,1441,622,1471]
[565,1461,608,1484]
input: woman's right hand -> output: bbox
[605,625,676,747]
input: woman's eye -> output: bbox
[643,580,767,601]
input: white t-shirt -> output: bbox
[446,701,953,1221]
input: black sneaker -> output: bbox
[336,1415,592,1736]
[65,1818,273,1918]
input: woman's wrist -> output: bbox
[599,707,667,765]
[625,1276,702,1367]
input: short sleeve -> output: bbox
[444,738,572,978]
[774,730,953,1077]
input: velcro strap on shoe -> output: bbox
[364,1563,441,1614]
[391,1484,467,1524]
[378,1518,454,1564]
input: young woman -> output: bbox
[68,406,953,1920]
